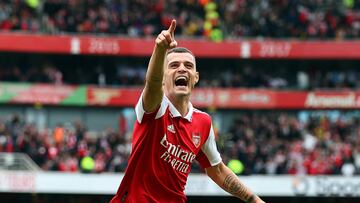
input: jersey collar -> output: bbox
[166,96,194,122]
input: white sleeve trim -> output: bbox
[201,125,222,166]
[135,93,168,123]
[135,93,146,123]
[155,96,169,120]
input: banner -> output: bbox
[0,82,31,102]
[87,87,140,106]
[0,83,86,105]
[1,33,360,59]
[278,91,360,109]
[2,82,360,109]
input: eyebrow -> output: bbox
[168,60,195,66]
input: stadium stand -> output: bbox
[0,54,360,89]
[0,111,359,176]
[0,113,130,173]
[1,0,360,39]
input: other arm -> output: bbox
[206,162,265,203]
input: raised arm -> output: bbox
[206,162,265,203]
[142,20,178,112]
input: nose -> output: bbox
[177,63,187,73]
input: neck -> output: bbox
[169,94,190,117]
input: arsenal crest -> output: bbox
[192,133,201,148]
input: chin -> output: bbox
[174,90,189,95]
[174,88,190,97]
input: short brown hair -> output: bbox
[166,47,195,58]
[166,47,196,64]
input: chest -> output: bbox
[160,115,207,154]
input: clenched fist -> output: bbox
[156,19,178,50]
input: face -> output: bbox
[163,52,199,99]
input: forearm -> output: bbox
[146,45,167,86]
[206,163,263,203]
[142,44,167,112]
[143,20,177,112]
[146,20,176,88]
[221,172,258,203]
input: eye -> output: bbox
[169,62,179,69]
[184,62,194,69]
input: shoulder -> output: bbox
[136,93,169,123]
[192,108,212,124]
[193,107,209,116]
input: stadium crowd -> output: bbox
[0,114,131,173]
[0,112,359,175]
[0,0,360,39]
[220,112,360,175]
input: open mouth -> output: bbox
[175,76,188,87]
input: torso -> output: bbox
[111,96,221,203]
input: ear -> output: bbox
[194,71,199,86]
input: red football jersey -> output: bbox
[110,95,222,203]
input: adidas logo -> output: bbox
[167,124,175,133]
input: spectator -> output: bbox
[219,111,360,175]
[0,111,359,175]
[1,0,360,39]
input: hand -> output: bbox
[155,19,178,50]
[249,196,265,203]
[252,200,265,203]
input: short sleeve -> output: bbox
[196,125,222,168]
[135,93,168,123]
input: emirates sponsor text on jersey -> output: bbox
[160,134,196,173]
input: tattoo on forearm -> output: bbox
[223,174,254,202]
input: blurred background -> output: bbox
[0,0,360,202]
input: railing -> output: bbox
[0,152,41,171]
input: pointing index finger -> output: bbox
[168,19,176,38]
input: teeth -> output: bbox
[176,76,187,81]
[175,76,188,87]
